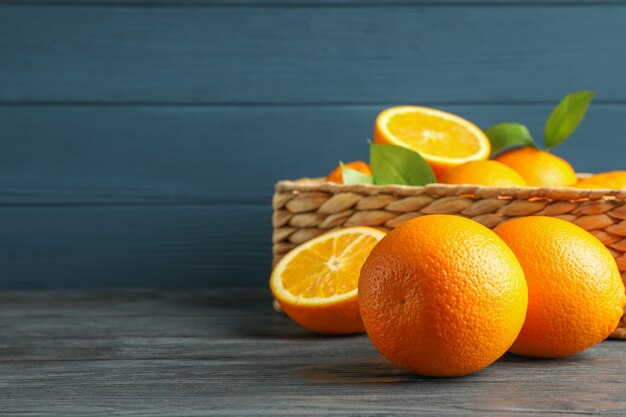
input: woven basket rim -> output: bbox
[275,176,626,201]
[272,176,626,340]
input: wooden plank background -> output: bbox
[1,0,626,287]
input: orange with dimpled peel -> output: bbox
[494,216,626,358]
[575,171,626,190]
[359,215,528,377]
[439,160,527,187]
[494,147,577,187]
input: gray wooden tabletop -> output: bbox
[1,289,625,416]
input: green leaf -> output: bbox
[370,143,436,186]
[484,123,537,156]
[544,90,595,149]
[340,161,374,185]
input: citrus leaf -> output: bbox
[370,143,436,186]
[484,123,537,156]
[340,161,374,185]
[544,90,595,150]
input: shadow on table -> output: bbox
[296,359,419,383]
[499,351,590,364]
[294,358,476,384]
[234,316,364,341]
[293,351,591,384]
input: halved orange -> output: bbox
[270,227,386,334]
[373,106,491,178]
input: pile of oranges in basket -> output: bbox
[270,91,626,377]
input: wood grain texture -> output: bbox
[0,205,271,288]
[1,104,625,205]
[3,1,626,288]
[0,288,624,416]
[2,4,626,104]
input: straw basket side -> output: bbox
[272,177,626,340]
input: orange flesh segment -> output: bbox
[386,112,482,158]
[280,233,380,299]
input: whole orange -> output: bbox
[494,216,626,358]
[494,147,577,187]
[575,171,626,190]
[326,161,372,184]
[439,160,527,187]
[359,215,528,377]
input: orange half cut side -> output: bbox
[270,227,386,334]
[374,106,490,178]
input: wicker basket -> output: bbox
[272,177,626,340]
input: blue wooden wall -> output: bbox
[2,0,626,288]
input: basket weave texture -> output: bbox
[272,177,626,340]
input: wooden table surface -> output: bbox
[1,289,625,416]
